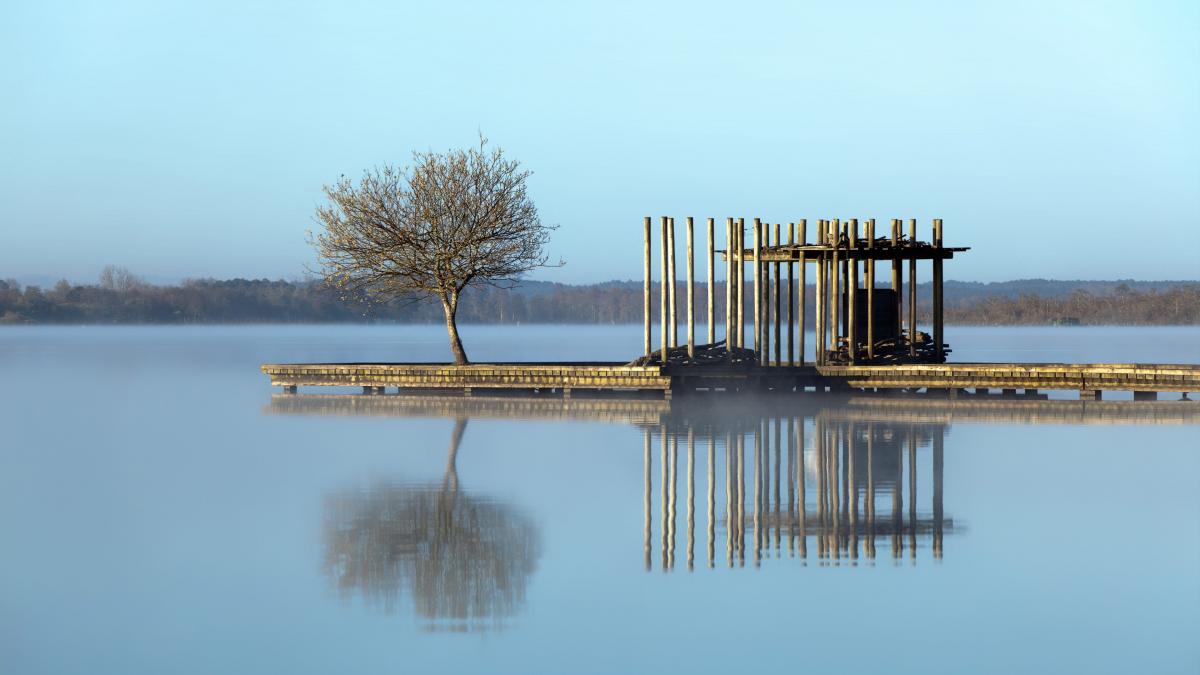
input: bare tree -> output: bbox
[312,137,557,364]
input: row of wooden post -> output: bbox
[643,217,946,366]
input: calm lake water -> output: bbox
[1,325,1198,674]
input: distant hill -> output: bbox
[1,273,1197,325]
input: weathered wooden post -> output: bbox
[737,218,746,350]
[643,216,652,356]
[798,219,807,367]
[815,220,826,365]
[725,218,734,353]
[660,216,669,362]
[707,217,715,346]
[891,218,902,344]
[830,219,841,363]
[753,218,762,364]
[866,219,875,361]
[686,216,695,359]
[668,217,677,349]
[787,222,795,366]
[933,218,944,361]
[908,218,917,358]
[774,222,782,366]
[847,219,859,365]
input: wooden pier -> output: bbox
[261,360,1200,400]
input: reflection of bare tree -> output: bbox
[322,418,541,630]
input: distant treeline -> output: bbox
[2,269,1198,325]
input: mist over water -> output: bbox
[1,326,1197,674]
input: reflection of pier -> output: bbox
[642,410,950,570]
[268,391,1200,427]
[267,392,668,424]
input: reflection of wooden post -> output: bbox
[848,422,858,560]
[686,217,695,359]
[660,217,669,362]
[892,429,903,559]
[933,218,944,361]
[815,416,825,559]
[831,424,841,560]
[725,432,733,567]
[707,431,715,569]
[644,426,652,571]
[866,422,875,560]
[866,219,875,362]
[786,417,795,552]
[908,432,917,559]
[737,432,745,566]
[753,421,762,565]
[933,427,944,559]
[706,218,715,346]
[668,218,677,349]
[660,425,669,569]
[643,217,652,356]
[668,433,677,569]
[797,416,807,559]
[774,223,782,366]
[908,218,917,358]
[773,417,782,551]
[687,427,695,570]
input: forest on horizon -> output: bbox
[1,270,1198,326]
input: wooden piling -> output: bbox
[725,218,733,353]
[643,217,652,356]
[891,219,902,343]
[798,220,807,367]
[933,218,944,361]
[660,216,668,362]
[908,218,917,358]
[787,222,795,366]
[737,218,745,350]
[848,219,858,365]
[835,218,844,360]
[706,218,715,346]
[753,218,762,364]
[866,219,875,361]
[774,222,782,365]
[686,217,695,359]
[814,221,826,365]
[668,217,677,349]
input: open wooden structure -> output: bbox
[641,216,967,366]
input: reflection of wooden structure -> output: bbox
[273,393,1199,573]
[642,409,950,570]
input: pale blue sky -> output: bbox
[2,0,1197,284]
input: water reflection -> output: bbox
[641,406,952,569]
[281,392,1200,603]
[322,418,541,631]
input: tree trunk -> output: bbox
[441,294,469,365]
